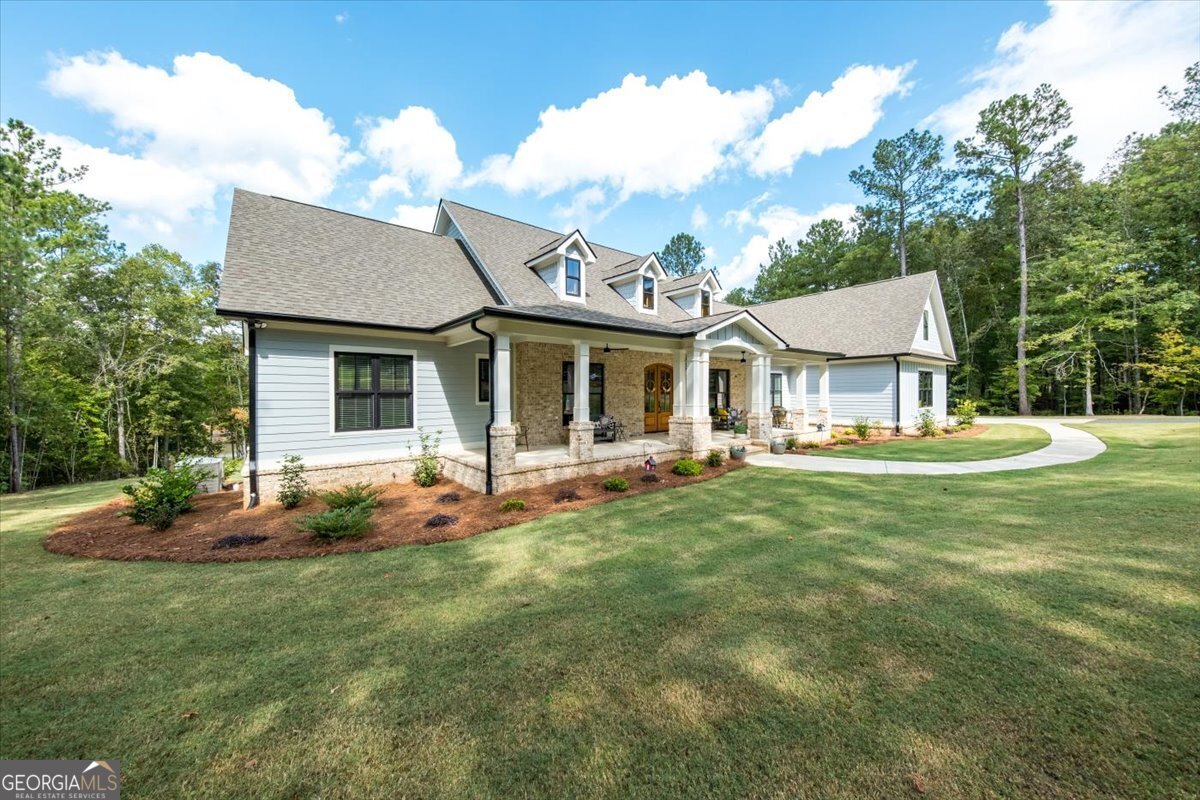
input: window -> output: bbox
[565,257,582,297]
[918,369,933,408]
[476,356,490,404]
[709,369,729,413]
[642,275,655,309]
[700,289,712,317]
[334,352,413,432]
[770,373,784,407]
[562,361,605,425]
[922,310,930,341]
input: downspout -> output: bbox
[893,356,901,435]
[470,318,495,495]
[246,320,261,508]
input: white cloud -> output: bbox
[926,0,1200,175]
[43,51,354,244]
[469,71,774,203]
[335,12,348,24]
[360,107,462,203]
[691,204,709,230]
[743,63,913,177]
[550,186,612,232]
[719,198,857,289]
[388,203,438,231]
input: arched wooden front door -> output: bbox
[643,364,673,433]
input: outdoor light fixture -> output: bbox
[740,351,746,363]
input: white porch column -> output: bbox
[748,355,772,440]
[818,361,831,425]
[673,349,686,418]
[493,333,512,427]
[568,340,593,461]
[792,362,809,432]
[670,345,712,456]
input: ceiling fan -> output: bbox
[602,343,630,353]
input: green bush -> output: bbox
[916,408,940,437]
[320,482,383,510]
[784,437,799,451]
[850,416,874,441]
[602,476,629,492]
[952,398,979,427]
[640,472,661,483]
[411,428,442,487]
[120,462,203,531]
[705,449,725,467]
[499,498,526,512]
[298,505,374,540]
[672,458,703,477]
[801,440,821,450]
[223,457,244,479]
[276,454,310,509]
[733,422,748,435]
[833,436,853,446]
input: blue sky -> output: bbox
[2,1,1196,289]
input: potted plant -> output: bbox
[729,444,747,461]
[733,421,748,438]
[770,438,786,454]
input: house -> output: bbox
[216,190,956,504]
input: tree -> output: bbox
[747,219,853,302]
[723,287,752,306]
[659,232,706,277]
[956,84,1076,415]
[849,129,954,277]
[1141,328,1200,414]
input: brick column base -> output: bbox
[490,425,517,473]
[668,416,712,457]
[567,420,595,461]
[816,407,830,430]
[791,407,808,433]
[747,412,772,441]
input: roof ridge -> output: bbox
[244,189,448,241]
[748,271,935,309]
[442,198,642,261]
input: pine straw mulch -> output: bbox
[44,457,746,563]
[787,423,988,454]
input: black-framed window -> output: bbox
[477,357,490,404]
[918,369,934,408]
[642,275,655,309]
[922,310,930,341]
[562,361,604,425]
[334,352,413,431]
[709,369,729,413]
[701,290,712,317]
[770,373,784,407]
[565,257,582,297]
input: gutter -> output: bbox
[470,319,495,495]
[246,320,261,508]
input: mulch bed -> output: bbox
[787,423,988,454]
[44,457,746,563]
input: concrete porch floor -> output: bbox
[456,432,678,470]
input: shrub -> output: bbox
[298,506,373,540]
[276,454,310,509]
[499,498,526,512]
[320,482,383,510]
[602,476,629,492]
[424,513,458,528]
[120,463,203,531]
[832,436,853,446]
[410,428,442,487]
[212,533,269,550]
[705,449,725,467]
[223,457,244,480]
[784,437,799,451]
[801,440,821,450]
[916,408,940,437]
[640,472,661,483]
[733,422,748,435]
[436,491,461,504]
[850,416,875,441]
[952,398,979,427]
[554,487,582,503]
[672,458,703,477]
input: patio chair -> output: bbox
[772,406,790,428]
[593,415,617,443]
[513,422,529,450]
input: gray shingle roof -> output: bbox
[217,190,498,329]
[662,269,719,292]
[749,271,952,359]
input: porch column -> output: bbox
[670,345,712,456]
[748,355,771,440]
[817,361,831,426]
[791,362,809,432]
[494,333,512,427]
[673,349,686,418]
[568,340,594,461]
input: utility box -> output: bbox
[188,456,225,493]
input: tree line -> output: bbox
[664,65,1200,417]
[2,120,246,493]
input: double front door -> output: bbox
[643,364,673,433]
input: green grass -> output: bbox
[815,422,1052,461]
[2,425,1198,799]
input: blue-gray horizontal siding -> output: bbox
[809,361,895,425]
[256,328,488,466]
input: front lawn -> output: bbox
[2,424,1197,798]
[814,422,1051,461]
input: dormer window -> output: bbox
[566,258,582,297]
[642,275,655,310]
[701,290,712,317]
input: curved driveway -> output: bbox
[744,418,1107,475]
